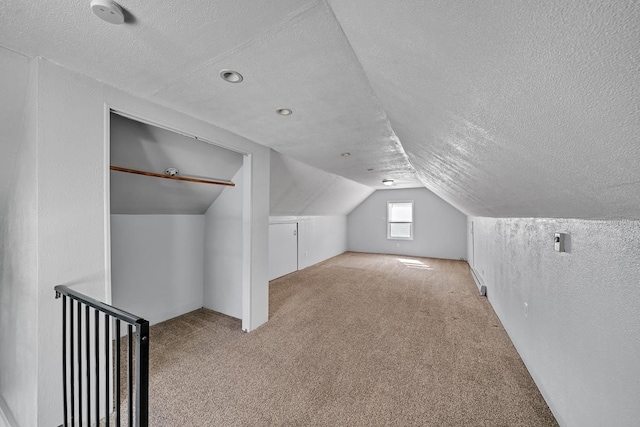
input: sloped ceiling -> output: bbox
[270,150,374,216]
[329,1,640,219]
[110,114,242,214]
[1,1,639,219]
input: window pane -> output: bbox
[388,202,413,222]
[390,223,412,238]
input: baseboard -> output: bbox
[118,301,204,336]
[148,301,204,326]
[0,395,17,427]
[487,298,566,427]
[470,267,487,296]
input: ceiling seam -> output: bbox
[0,44,33,60]
[323,0,423,189]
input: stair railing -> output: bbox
[55,285,149,427]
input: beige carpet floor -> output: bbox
[142,252,557,426]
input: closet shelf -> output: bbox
[110,166,235,187]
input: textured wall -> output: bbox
[470,217,640,427]
[111,215,205,325]
[36,58,114,425]
[0,50,37,427]
[21,58,271,425]
[348,188,467,259]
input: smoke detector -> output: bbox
[90,0,125,25]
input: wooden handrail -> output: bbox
[110,165,235,187]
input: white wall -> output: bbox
[348,188,467,259]
[269,216,348,272]
[8,57,270,426]
[0,49,37,427]
[470,217,640,427]
[297,216,347,269]
[269,150,356,276]
[203,168,244,318]
[110,215,204,325]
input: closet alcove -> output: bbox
[109,112,245,326]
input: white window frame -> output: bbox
[387,200,414,240]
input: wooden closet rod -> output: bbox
[110,166,235,187]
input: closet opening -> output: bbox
[107,111,250,329]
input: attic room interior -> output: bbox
[0,1,638,427]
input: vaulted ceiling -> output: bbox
[1,1,639,219]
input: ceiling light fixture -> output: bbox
[220,69,243,83]
[382,179,394,186]
[90,0,125,24]
[276,108,293,116]
[341,152,351,157]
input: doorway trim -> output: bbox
[103,105,255,331]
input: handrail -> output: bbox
[55,285,144,325]
[55,285,149,427]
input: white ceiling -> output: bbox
[110,114,242,214]
[2,1,639,219]
[329,1,640,218]
[270,150,373,216]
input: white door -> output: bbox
[269,223,298,280]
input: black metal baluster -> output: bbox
[128,324,133,427]
[105,314,110,427]
[70,300,75,426]
[136,320,149,427]
[85,305,91,425]
[54,286,149,427]
[116,320,121,427]
[77,300,83,427]
[94,309,99,424]
[62,296,68,427]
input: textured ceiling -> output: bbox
[110,114,242,214]
[2,1,639,219]
[329,0,640,219]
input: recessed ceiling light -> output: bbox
[90,0,125,24]
[382,179,394,186]
[341,152,351,157]
[220,69,243,83]
[276,108,293,116]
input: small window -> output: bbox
[388,201,413,240]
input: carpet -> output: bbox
[140,252,557,426]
